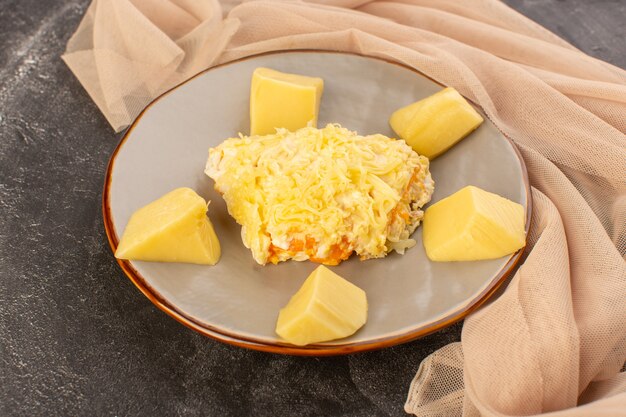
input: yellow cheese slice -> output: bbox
[389,87,483,159]
[115,187,221,265]
[250,67,324,135]
[423,186,525,261]
[275,266,367,346]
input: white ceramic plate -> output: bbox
[104,51,530,355]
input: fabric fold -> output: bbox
[62,0,238,131]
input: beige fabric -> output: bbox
[62,0,239,131]
[63,0,626,415]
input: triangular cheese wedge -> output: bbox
[390,87,483,159]
[115,188,221,265]
[250,67,324,135]
[423,186,525,261]
[276,266,367,346]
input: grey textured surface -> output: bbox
[502,0,626,70]
[0,1,624,416]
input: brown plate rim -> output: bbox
[102,49,533,356]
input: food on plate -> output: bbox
[205,123,434,265]
[275,265,367,346]
[115,187,221,265]
[389,87,484,159]
[250,67,324,135]
[423,186,525,261]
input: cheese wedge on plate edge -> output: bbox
[250,67,324,135]
[115,187,221,265]
[276,266,368,346]
[423,186,525,261]
[390,87,484,159]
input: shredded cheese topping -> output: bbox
[205,124,433,265]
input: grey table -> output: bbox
[1,1,624,415]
